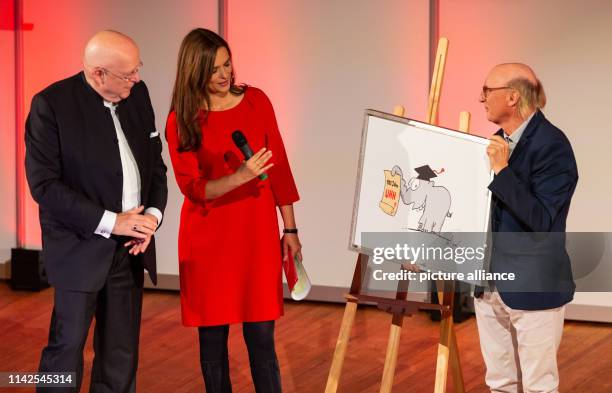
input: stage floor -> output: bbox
[1,281,610,392]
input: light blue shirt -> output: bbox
[503,112,535,157]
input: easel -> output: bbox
[325,37,471,393]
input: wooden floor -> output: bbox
[1,281,611,393]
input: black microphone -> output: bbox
[232,130,268,180]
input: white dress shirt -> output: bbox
[95,101,162,238]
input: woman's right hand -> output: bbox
[234,147,274,184]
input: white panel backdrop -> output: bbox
[6,1,610,320]
[228,0,431,291]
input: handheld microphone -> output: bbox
[231,130,268,180]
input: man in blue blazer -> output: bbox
[475,63,578,393]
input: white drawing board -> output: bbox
[350,110,493,255]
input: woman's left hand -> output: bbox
[282,234,303,263]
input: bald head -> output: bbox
[82,30,142,102]
[83,30,139,70]
[483,63,546,125]
[488,63,538,86]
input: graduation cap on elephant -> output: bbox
[414,165,445,181]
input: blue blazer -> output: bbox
[481,110,578,310]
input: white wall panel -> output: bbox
[228,0,431,291]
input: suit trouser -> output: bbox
[474,291,565,393]
[38,243,144,393]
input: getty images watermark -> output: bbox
[359,232,499,290]
[370,243,515,283]
[358,231,612,293]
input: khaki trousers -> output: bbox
[474,291,565,393]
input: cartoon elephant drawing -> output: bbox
[391,165,452,233]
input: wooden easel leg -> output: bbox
[433,280,456,393]
[325,254,368,393]
[453,100,470,393]
[325,300,358,393]
[380,314,403,393]
[450,329,465,393]
[379,264,410,393]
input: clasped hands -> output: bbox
[111,205,158,255]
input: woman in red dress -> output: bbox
[165,28,302,392]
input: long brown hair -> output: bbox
[169,28,244,151]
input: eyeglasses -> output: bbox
[101,61,143,82]
[480,85,511,101]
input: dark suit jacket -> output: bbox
[25,72,168,292]
[478,110,578,310]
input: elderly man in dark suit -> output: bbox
[25,30,167,393]
[475,63,578,393]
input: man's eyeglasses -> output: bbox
[480,85,511,101]
[101,61,143,82]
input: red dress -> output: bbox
[165,87,299,327]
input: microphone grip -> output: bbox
[240,145,254,160]
[239,145,268,181]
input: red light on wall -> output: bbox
[0,0,33,31]
[0,0,14,30]
[11,0,33,248]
